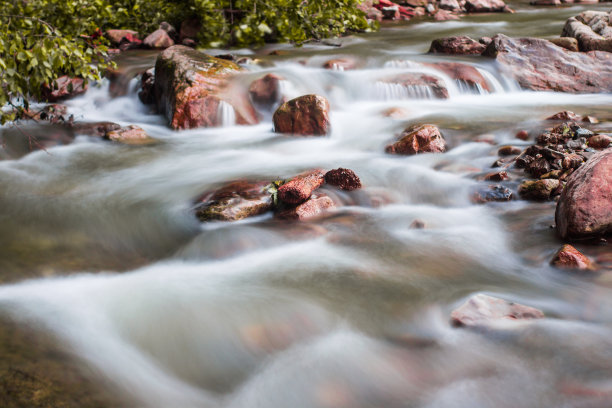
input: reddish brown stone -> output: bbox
[483,34,612,93]
[386,124,446,155]
[464,0,509,12]
[278,170,325,205]
[381,73,449,99]
[498,145,522,156]
[323,58,358,71]
[428,36,486,55]
[433,9,460,21]
[516,130,529,140]
[556,149,612,239]
[562,153,584,169]
[548,37,579,52]
[276,195,335,221]
[582,115,599,124]
[546,111,581,121]
[105,29,139,47]
[562,11,612,52]
[484,171,509,181]
[588,134,611,149]
[71,121,121,137]
[143,29,174,49]
[41,76,87,102]
[195,180,273,221]
[451,294,544,328]
[154,45,258,129]
[249,74,283,107]
[273,95,330,136]
[324,168,362,191]
[427,62,491,92]
[551,244,593,270]
[105,125,156,145]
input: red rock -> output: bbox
[324,168,362,191]
[433,9,460,21]
[357,0,384,21]
[546,111,581,121]
[381,5,401,20]
[428,36,486,55]
[530,0,561,5]
[276,195,335,220]
[555,149,612,239]
[516,130,529,140]
[154,45,258,129]
[562,153,584,170]
[581,115,599,124]
[451,294,544,328]
[427,63,492,92]
[323,58,358,71]
[551,244,593,270]
[386,124,446,155]
[105,29,139,47]
[41,76,87,102]
[548,37,579,52]
[195,180,273,222]
[105,125,156,145]
[373,0,415,19]
[562,11,612,52]
[498,145,522,156]
[482,34,612,94]
[484,171,508,181]
[464,0,509,12]
[278,170,325,205]
[273,95,330,136]
[381,73,449,99]
[249,73,283,107]
[588,134,611,149]
[71,121,121,137]
[439,0,461,11]
[143,29,174,49]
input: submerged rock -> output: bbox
[275,194,335,220]
[555,149,612,239]
[105,125,157,145]
[551,244,593,270]
[380,73,449,99]
[273,95,330,136]
[323,58,359,71]
[427,62,491,92]
[428,36,486,55]
[482,34,612,93]
[195,180,273,221]
[324,168,362,191]
[278,170,326,205]
[154,45,258,129]
[249,73,283,108]
[562,11,612,52]
[385,124,446,155]
[472,185,513,203]
[451,294,544,328]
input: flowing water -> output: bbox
[1,2,612,407]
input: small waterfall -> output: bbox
[455,79,488,95]
[373,81,434,100]
[218,101,236,127]
[384,60,422,69]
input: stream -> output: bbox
[1,2,612,407]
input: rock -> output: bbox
[548,37,579,52]
[273,95,330,136]
[278,170,325,205]
[324,168,362,191]
[105,29,139,47]
[582,115,599,124]
[439,0,461,11]
[22,104,68,123]
[562,11,612,52]
[518,179,560,200]
[41,76,87,102]
[516,130,529,140]
[70,121,121,137]
[138,68,156,105]
[154,45,258,129]
[526,157,551,178]
[159,22,177,39]
[555,149,612,239]
[428,36,486,55]
[276,194,335,220]
[143,29,174,49]
[498,145,522,156]
[530,0,561,4]
[409,219,426,229]
[464,0,509,12]
[195,180,273,221]
[484,171,509,181]
[588,134,611,149]
[323,58,358,71]
[546,111,581,121]
[451,294,544,328]
[380,73,449,99]
[385,124,446,155]
[472,185,513,203]
[357,0,384,21]
[482,34,612,93]
[105,125,157,145]
[434,9,460,21]
[249,73,283,108]
[562,153,584,169]
[382,5,400,20]
[427,62,492,93]
[551,244,593,270]
[374,0,415,19]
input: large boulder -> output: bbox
[428,36,486,55]
[483,34,612,93]
[555,149,612,239]
[385,124,447,155]
[562,11,612,52]
[273,95,330,136]
[154,45,258,129]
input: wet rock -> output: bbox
[546,111,581,121]
[484,171,509,181]
[498,145,522,156]
[41,76,87,102]
[427,62,491,92]
[381,5,401,20]
[249,73,283,108]
[278,170,325,205]
[451,294,544,328]
[439,0,461,11]
[582,115,599,124]
[531,0,561,5]
[105,125,157,145]
[138,68,156,105]
[357,0,384,21]
[195,180,273,221]
[154,45,258,129]
[276,194,335,220]
[433,9,460,21]
[70,121,121,137]
[482,34,612,93]
[323,58,358,71]
[562,11,612,52]
[428,36,486,55]
[556,149,612,239]
[409,219,426,229]
[324,168,362,191]
[472,185,513,203]
[518,179,560,200]
[548,37,579,52]
[562,153,584,170]
[516,130,529,140]
[588,134,611,149]
[21,104,68,123]
[551,244,593,270]
[526,157,551,178]
[374,0,415,19]
[273,95,330,136]
[143,29,174,49]
[381,73,449,99]
[464,0,509,12]
[385,124,446,155]
[105,29,140,47]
